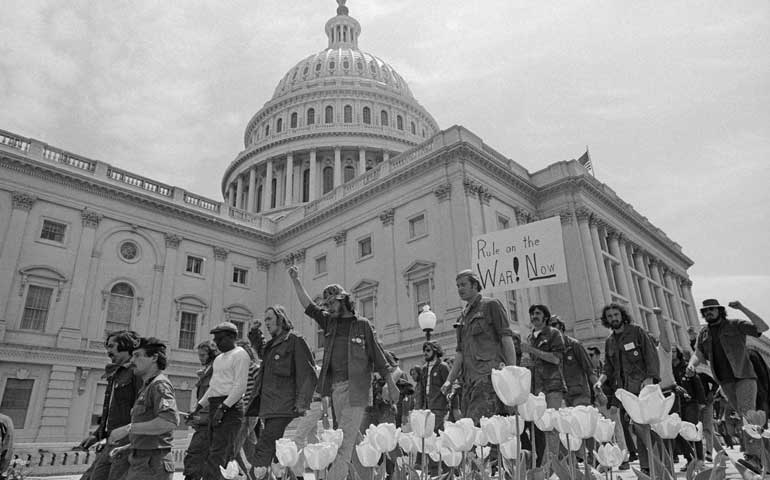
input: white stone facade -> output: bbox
[0,3,709,444]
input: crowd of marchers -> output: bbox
[21,267,765,480]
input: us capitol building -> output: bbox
[0,2,704,445]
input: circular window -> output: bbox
[119,241,140,263]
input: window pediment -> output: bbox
[18,265,67,300]
[402,260,435,296]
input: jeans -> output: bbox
[328,381,366,480]
[720,379,760,458]
[254,417,294,468]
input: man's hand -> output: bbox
[440,380,452,396]
[685,364,697,378]
[727,301,743,310]
[108,424,130,445]
[213,404,228,425]
[109,444,130,459]
[78,434,98,450]
[593,380,603,392]
[288,265,299,279]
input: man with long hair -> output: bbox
[246,305,317,479]
[289,266,398,480]
[594,303,659,476]
[79,330,143,480]
[687,299,768,474]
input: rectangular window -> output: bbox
[414,279,431,315]
[21,285,52,330]
[315,255,327,275]
[186,256,203,275]
[175,390,192,429]
[599,231,609,253]
[625,246,635,270]
[358,237,372,258]
[1,378,34,429]
[360,297,375,323]
[497,215,510,230]
[665,293,675,320]
[40,220,66,243]
[604,259,616,293]
[91,383,106,426]
[408,214,426,239]
[232,320,244,339]
[633,275,644,304]
[232,267,248,285]
[179,312,197,350]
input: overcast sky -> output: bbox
[2,1,768,323]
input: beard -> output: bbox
[610,320,623,330]
[705,315,722,325]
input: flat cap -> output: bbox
[210,321,238,335]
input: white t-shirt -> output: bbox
[657,346,676,389]
[199,346,250,408]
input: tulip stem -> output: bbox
[514,413,521,480]
[639,424,656,480]
[530,422,536,471]
[421,437,426,480]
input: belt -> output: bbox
[131,448,170,457]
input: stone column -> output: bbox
[383,151,390,162]
[576,209,605,315]
[608,233,631,300]
[285,152,294,206]
[681,279,700,328]
[60,209,102,348]
[247,167,257,213]
[235,175,244,209]
[0,192,37,328]
[633,250,659,336]
[309,150,317,201]
[589,218,610,303]
[333,147,342,187]
[157,234,181,342]
[263,159,274,210]
[227,185,235,207]
[359,147,366,174]
[663,269,688,346]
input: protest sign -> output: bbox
[472,216,568,293]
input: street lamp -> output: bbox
[418,305,437,340]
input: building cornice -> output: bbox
[0,154,274,244]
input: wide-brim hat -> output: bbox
[700,299,725,312]
[210,321,238,335]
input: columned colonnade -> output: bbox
[567,208,699,347]
[225,146,393,212]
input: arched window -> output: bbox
[322,166,334,194]
[380,110,389,127]
[363,107,371,125]
[344,105,353,123]
[325,106,334,124]
[265,124,270,136]
[290,112,298,128]
[106,283,134,334]
[256,185,263,212]
[307,108,315,125]
[397,115,403,130]
[276,118,283,133]
[411,121,416,134]
[302,169,310,202]
[344,165,355,182]
[271,178,277,208]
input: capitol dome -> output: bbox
[221,1,439,216]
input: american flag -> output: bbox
[577,148,594,176]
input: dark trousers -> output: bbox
[125,450,174,480]
[206,397,243,480]
[80,443,130,480]
[183,425,210,479]
[253,417,294,468]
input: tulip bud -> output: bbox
[304,442,337,471]
[568,405,600,439]
[491,366,532,406]
[398,431,419,454]
[595,443,626,469]
[499,436,520,459]
[534,408,558,432]
[219,460,240,479]
[275,438,299,468]
[356,440,382,468]
[593,416,615,444]
[651,413,682,440]
[473,426,489,446]
[320,428,344,450]
[369,423,399,453]
[518,393,547,422]
[410,409,436,438]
